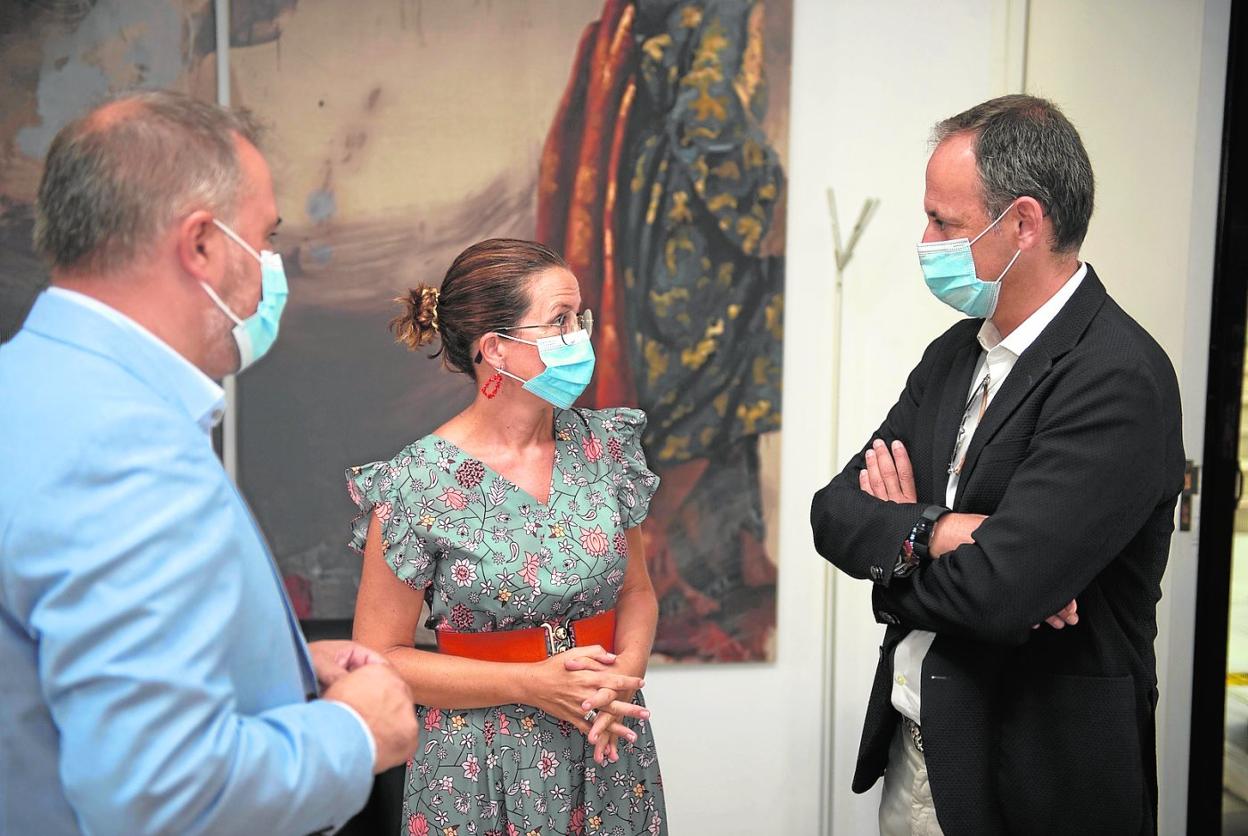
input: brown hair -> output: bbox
[391,238,567,379]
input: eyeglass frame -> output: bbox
[473,309,594,364]
[490,309,593,345]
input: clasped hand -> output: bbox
[859,438,1078,631]
[524,645,649,766]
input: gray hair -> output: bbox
[933,94,1094,254]
[33,90,264,274]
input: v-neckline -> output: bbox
[426,416,564,509]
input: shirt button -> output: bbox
[895,674,907,686]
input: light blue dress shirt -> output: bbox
[0,289,374,835]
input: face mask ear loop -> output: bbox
[199,280,245,326]
[969,201,1017,247]
[995,249,1023,282]
[212,218,263,263]
[494,331,538,347]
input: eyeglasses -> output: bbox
[493,309,594,345]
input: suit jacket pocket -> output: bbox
[997,673,1143,836]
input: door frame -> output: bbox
[1190,3,1248,831]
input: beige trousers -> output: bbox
[878,721,945,836]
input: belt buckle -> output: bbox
[905,718,924,753]
[542,622,573,656]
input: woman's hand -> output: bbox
[565,650,645,763]
[520,644,647,733]
[587,702,639,765]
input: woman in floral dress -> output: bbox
[349,239,667,836]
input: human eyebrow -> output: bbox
[546,302,574,322]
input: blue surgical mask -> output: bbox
[201,219,289,372]
[916,203,1021,319]
[496,329,596,410]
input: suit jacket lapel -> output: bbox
[931,341,980,495]
[953,267,1109,507]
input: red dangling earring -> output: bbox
[481,371,503,399]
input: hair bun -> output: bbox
[390,285,441,350]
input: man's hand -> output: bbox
[860,439,1079,630]
[323,663,419,774]
[308,639,389,689]
[1035,599,1079,630]
[858,439,917,503]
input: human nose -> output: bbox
[920,223,941,244]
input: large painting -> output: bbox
[0,0,790,663]
[230,0,790,663]
[0,0,217,321]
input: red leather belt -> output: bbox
[435,609,616,663]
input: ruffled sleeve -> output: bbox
[593,407,661,529]
[345,454,436,591]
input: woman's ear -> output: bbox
[477,332,506,369]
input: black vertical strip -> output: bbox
[1191,3,1247,832]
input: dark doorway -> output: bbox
[1191,2,1248,833]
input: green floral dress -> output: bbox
[347,408,667,836]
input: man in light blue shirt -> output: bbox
[0,91,420,835]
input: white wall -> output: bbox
[646,1,1229,834]
[1025,2,1230,830]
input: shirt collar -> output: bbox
[44,287,226,433]
[976,262,1088,357]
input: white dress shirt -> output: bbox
[891,263,1088,725]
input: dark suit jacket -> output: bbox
[810,267,1183,836]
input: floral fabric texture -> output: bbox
[347,408,666,836]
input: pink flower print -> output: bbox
[538,748,560,778]
[521,552,542,593]
[569,804,587,835]
[498,714,511,736]
[455,459,486,489]
[409,812,429,836]
[462,754,481,780]
[450,603,474,631]
[347,476,362,506]
[507,824,520,836]
[424,708,442,732]
[375,501,393,524]
[648,813,663,835]
[582,433,604,463]
[613,529,629,556]
[607,436,624,463]
[437,487,469,510]
[579,525,610,557]
[484,719,495,746]
[450,558,478,587]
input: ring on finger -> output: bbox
[583,709,598,722]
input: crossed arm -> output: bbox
[858,437,1078,631]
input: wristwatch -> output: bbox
[893,505,950,577]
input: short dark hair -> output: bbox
[934,94,1094,253]
[391,238,568,379]
[34,90,263,274]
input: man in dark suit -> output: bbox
[810,95,1184,835]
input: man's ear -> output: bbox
[1013,196,1047,252]
[177,210,220,285]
